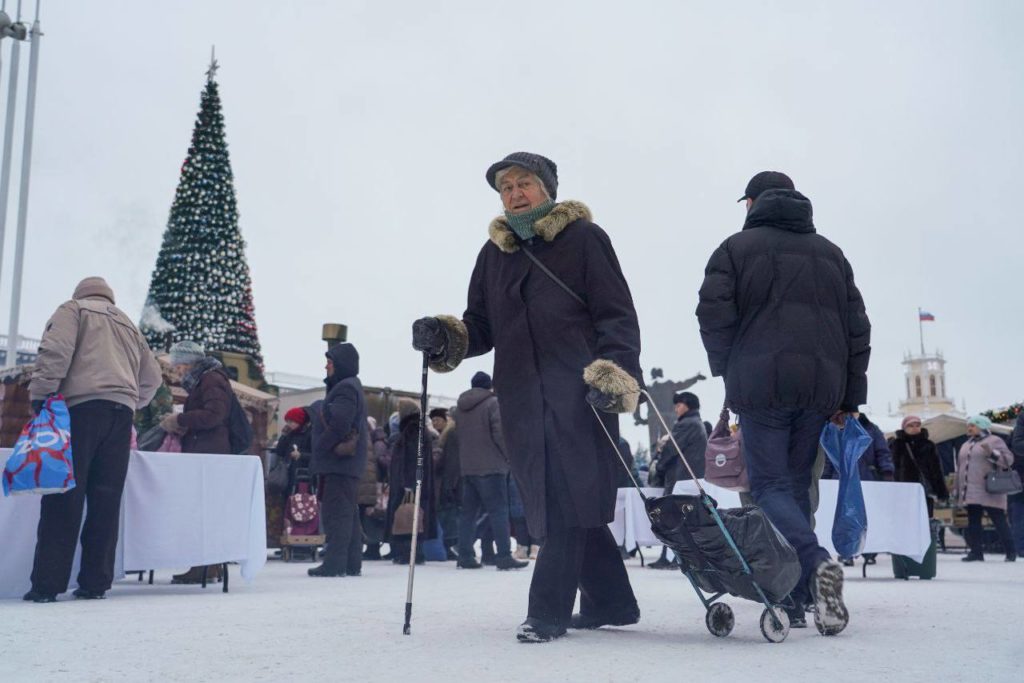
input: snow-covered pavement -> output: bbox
[3,551,1018,682]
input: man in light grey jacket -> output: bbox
[453,372,527,571]
[23,277,161,603]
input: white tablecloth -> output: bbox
[815,480,931,563]
[610,479,931,564]
[609,488,662,547]
[1,449,266,599]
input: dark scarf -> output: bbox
[182,356,223,393]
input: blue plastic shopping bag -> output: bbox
[2,395,75,496]
[819,415,870,559]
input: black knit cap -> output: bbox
[673,391,700,410]
[738,171,795,202]
[486,152,558,200]
[429,407,449,420]
[471,371,492,390]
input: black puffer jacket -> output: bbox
[696,189,871,412]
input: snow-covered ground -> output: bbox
[3,550,1018,682]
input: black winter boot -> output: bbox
[495,555,529,571]
[516,617,567,643]
[23,590,57,603]
[569,604,640,630]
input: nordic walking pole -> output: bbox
[403,351,429,635]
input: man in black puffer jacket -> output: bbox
[696,171,870,637]
[308,342,368,577]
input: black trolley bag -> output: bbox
[592,390,801,643]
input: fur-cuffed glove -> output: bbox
[412,315,469,373]
[583,359,641,414]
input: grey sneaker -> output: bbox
[810,559,849,636]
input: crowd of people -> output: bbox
[274,362,531,577]
[12,153,1021,654]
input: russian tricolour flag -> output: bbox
[919,311,935,321]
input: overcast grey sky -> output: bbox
[0,1,1021,446]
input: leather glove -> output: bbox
[586,388,619,413]
[411,317,446,356]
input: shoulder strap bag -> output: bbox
[521,246,586,307]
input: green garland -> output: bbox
[982,402,1024,424]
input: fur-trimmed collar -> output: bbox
[488,200,592,254]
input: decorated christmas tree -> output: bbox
[141,54,263,371]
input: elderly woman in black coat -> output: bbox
[413,152,644,643]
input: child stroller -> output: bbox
[593,391,801,643]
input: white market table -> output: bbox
[609,487,662,548]
[610,479,931,565]
[0,449,266,599]
[815,479,931,563]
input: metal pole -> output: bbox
[918,307,924,356]
[0,36,20,297]
[6,14,38,365]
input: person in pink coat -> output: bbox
[956,415,1016,562]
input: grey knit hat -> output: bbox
[169,340,206,366]
[486,152,558,200]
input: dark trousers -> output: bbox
[527,448,636,627]
[458,473,512,559]
[528,525,636,627]
[31,400,133,595]
[437,498,460,547]
[320,474,363,574]
[1009,496,1024,554]
[740,408,832,602]
[965,504,1015,557]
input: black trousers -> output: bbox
[31,400,133,595]
[320,474,363,574]
[527,445,637,627]
[965,504,1014,556]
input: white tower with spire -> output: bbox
[897,350,962,418]
[896,308,963,418]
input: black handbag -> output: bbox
[266,458,289,493]
[985,468,1023,495]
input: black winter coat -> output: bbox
[442,201,643,538]
[696,190,871,413]
[386,413,439,540]
[659,410,708,488]
[275,425,312,493]
[890,428,949,500]
[310,344,368,479]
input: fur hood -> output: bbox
[488,200,592,254]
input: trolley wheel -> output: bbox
[760,608,790,643]
[705,602,735,638]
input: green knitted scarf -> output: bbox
[504,200,555,240]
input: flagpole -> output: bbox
[918,307,925,356]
